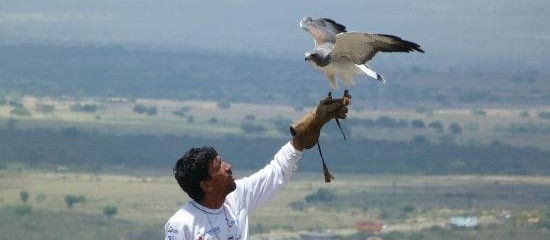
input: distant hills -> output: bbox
[1,44,548,108]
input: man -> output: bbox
[165,98,348,240]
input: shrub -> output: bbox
[472,109,486,116]
[240,123,267,134]
[538,111,550,120]
[71,103,98,113]
[172,106,190,117]
[8,100,23,108]
[6,118,18,129]
[208,117,219,124]
[133,104,147,114]
[10,107,31,116]
[288,201,306,211]
[19,191,29,203]
[273,117,292,134]
[449,123,463,134]
[35,193,46,203]
[13,204,32,215]
[217,101,231,109]
[428,121,444,133]
[411,119,426,129]
[410,135,430,145]
[133,104,157,115]
[103,205,118,218]
[36,104,55,113]
[305,188,336,203]
[375,116,408,128]
[401,204,415,215]
[65,194,86,208]
[415,107,433,115]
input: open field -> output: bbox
[1,95,550,150]
[1,169,550,239]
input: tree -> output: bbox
[401,204,415,216]
[71,103,98,113]
[410,135,430,145]
[449,123,463,134]
[6,118,18,129]
[208,117,219,124]
[240,123,267,134]
[65,194,86,208]
[288,201,306,211]
[13,204,32,216]
[133,104,148,114]
[19,191,29,203]
[103,205,118,218]
[375,116,408,128]
[10,107,31,116]
[217,101,231,109]
[36,104,55,113]
[173,106,190,117]
[305,188,336,203]
[538,111,550,120]
[471,109,486,116]
[519,111,530,118]
[538,208,550,230]
[411,119,426,129]
[145,106,158,115]
[273,117,292,134]
[133,104,157,115]
[428,121,444,133]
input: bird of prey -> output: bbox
[300,17,424,101]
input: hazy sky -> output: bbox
[1,0,549,72]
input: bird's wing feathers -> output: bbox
[331,32,424,64]
[301,18,347,47]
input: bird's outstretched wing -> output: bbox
[330,32,424,64]
[300,17,347,47]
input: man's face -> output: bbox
[206,156,236,196]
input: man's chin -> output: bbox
[229,180,237,192]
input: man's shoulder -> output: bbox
[167,203,195,224]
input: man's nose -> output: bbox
[223,162,232,170]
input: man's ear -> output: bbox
[200,180,212,193]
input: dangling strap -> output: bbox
[316,140,335,182]
[334,118,346,140]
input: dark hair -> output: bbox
[173,146,218,202]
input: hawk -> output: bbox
[300,17,424,101]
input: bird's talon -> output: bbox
[326,92,333,100]
[343,90,351,106]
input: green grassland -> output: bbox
[1,95,550,239]
[1,170,550,239]
[1,95,549,150]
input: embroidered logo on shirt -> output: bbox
[167,226,178,234]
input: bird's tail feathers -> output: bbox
[357,64,386,83]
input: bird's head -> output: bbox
[299,17,313,29]
[304,52,330,67]
[304,52,313,62]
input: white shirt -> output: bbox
[165,142,303,240]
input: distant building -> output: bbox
[300,230,337,240]
[449,216,479,228]
[356,221,383,234]
[56,165,69,172]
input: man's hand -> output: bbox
[290,98,349,150]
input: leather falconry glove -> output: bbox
[290,98,349,182]
[290,98,348,149]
